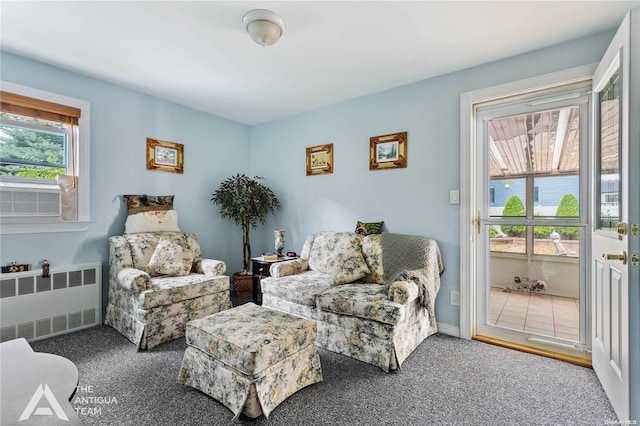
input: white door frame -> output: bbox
[459,64,597,340]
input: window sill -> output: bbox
[0,220,91,235]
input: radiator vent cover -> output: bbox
[0,262,101,343]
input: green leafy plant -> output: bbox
[533,213,553,238]
[533,225,554,238]
[500,195,525,237]
[211,174,280,274]
[555,193,579,239]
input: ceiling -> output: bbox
[1,1,639,126]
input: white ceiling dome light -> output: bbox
[242,9,286,47]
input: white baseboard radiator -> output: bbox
[0,262,101,343]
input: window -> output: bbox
[604,193,618,203]
[1,115,69,179]
[596,68,621,232]
[484,100,587,259]
[489,178,526,217]
[0,81,90,234]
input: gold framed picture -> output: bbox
[369,132,407,170]
[146,138,184,174]
[306,143,333,176]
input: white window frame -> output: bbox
[0,81,91,234]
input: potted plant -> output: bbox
[211,174,280,296]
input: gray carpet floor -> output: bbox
[29,324,617,425]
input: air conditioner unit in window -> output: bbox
[0,181,61,217]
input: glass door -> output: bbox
[475,83,591,358]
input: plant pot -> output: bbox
[232,273,253,298]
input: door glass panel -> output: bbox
[597,66,621,231]
[534,226,580,258]
[489,178,526,217]
[490,226,526,254]
[488,107,581,178]
[533,175,579,218]
[489,226,580,341]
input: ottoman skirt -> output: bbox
[178,303,323,418]
[179,342,322,418]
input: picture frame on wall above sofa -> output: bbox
[369,131,407,170]
[306,143,333,176]
[146,138,184,174]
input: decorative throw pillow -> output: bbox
[146,238,194,277]
[330,249,371,285]
[123,194,174,215]
[355,221,384,235]
[124,210,180,234]
[308,232,363,274]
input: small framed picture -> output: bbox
[370,132,407,170]
[306,143,333,176]
[146,138,184,174]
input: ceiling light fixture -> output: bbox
[242,9,286,47]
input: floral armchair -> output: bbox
[105,232,232,349]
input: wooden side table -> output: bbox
[251,256,297,305]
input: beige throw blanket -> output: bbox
[381,233,445,326]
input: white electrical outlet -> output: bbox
[450,290,460,306]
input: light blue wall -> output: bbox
[249,29,616,328]
[0,51,251,304]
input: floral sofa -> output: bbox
[260,231,444,372]
[105,232,232,349]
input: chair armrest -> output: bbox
[117,268,151,293]
[388,280,419,304]
[194,258,226,276]
[270,258,309,278]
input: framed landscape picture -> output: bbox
[369,132,407,170]
[306,143,333,176]
[146,138,184,174]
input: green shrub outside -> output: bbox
[555,193,579,239]
[532,213,552,238]
[501,195,525,237]
[489,226,500,238]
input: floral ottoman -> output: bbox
[177,302,323,419]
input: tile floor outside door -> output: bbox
[489,287,580,341]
